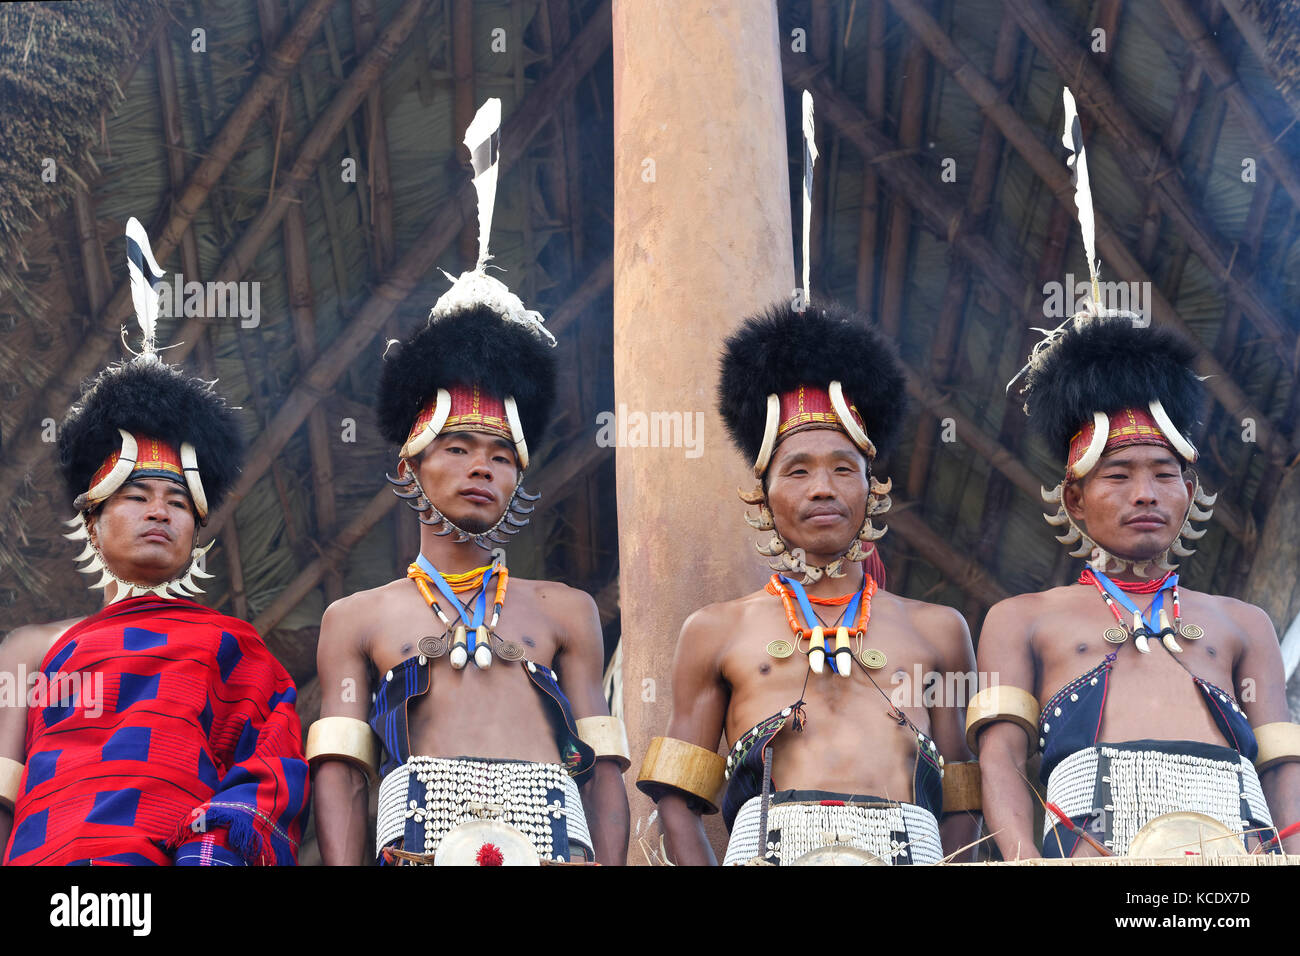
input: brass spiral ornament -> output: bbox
[1103,627,1128,645]
[491,632,526,661]
[766,639,795,660]
[859,648,887,670]
[418,633,450,658]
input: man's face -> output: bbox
[413,430,520,533]
[1063,443,1193,562]
[765,429,870,564]
[88,477,197,586]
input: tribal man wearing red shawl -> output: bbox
[0,219,309,866]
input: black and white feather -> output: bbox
[125,216,167,356]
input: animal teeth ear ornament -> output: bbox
[720,92,906,587]
[64,515,216,604]
[57,217,243,603]
[1038,471,1214,577]
[386,459,540,552]
[1017,87,1211,579]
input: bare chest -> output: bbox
[721,601,939,743]
[367,585,562,676]
[1032,591,1240,705]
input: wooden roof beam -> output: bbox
[258,0,345,604]
[1137,4,1220,267]
[854,0,886,315]
[452,0,478,268]
[1217,0,1300,126]
[1159,0,1300,211]
[200,0,613,544]
[878,0,933,338]
[164,0,430,367]
[906,14,1021,504]
[998,0,1298,379]
[351,0,414,578]
[887,502,1012,608]
[878,0,1294,466]
[156,26,252,620]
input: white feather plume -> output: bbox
[1061,88,1100,309]
[124,217,166,356]
[801,89,818,311]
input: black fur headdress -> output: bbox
[57,357,244,512]
[717,300,906,466]
[377,304,558,453]
[1020,314,1203,460]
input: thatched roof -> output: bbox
[0,1,164,304]
[772,0,1300,634]
[1,0,617,659]
[1240,0,1300,116]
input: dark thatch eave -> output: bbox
[1239,0,1300,116]
[0,1,164,297]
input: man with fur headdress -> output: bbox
[636,301,981,866]
[972,312,1300,858]
[0,220,309,866]
[309,101,628,866]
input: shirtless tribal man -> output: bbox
[637,301,981,865]
[308,100,629,866]
[973,312,1300,858]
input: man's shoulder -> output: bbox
[1179,587,1276,640]
[984,584,1074,618]
[693,587,770,621]
[677,589,770,642]
[511,576,596,606]
[324,578,411,620]
[880,589,965,627]
[1,616,85,663]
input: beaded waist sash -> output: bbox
[376,755,592,863]
[1042,740,1274,857]
[723,790,942,866]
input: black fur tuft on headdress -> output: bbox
[58,358,244,511]
[717,300,906,465]
[1021,315,1203,459]
[377,304,558,455]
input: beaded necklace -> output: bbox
[766,571,938,760]
[407,556,523,668]
[1079,565,1202,654]
[765,572,887,673]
